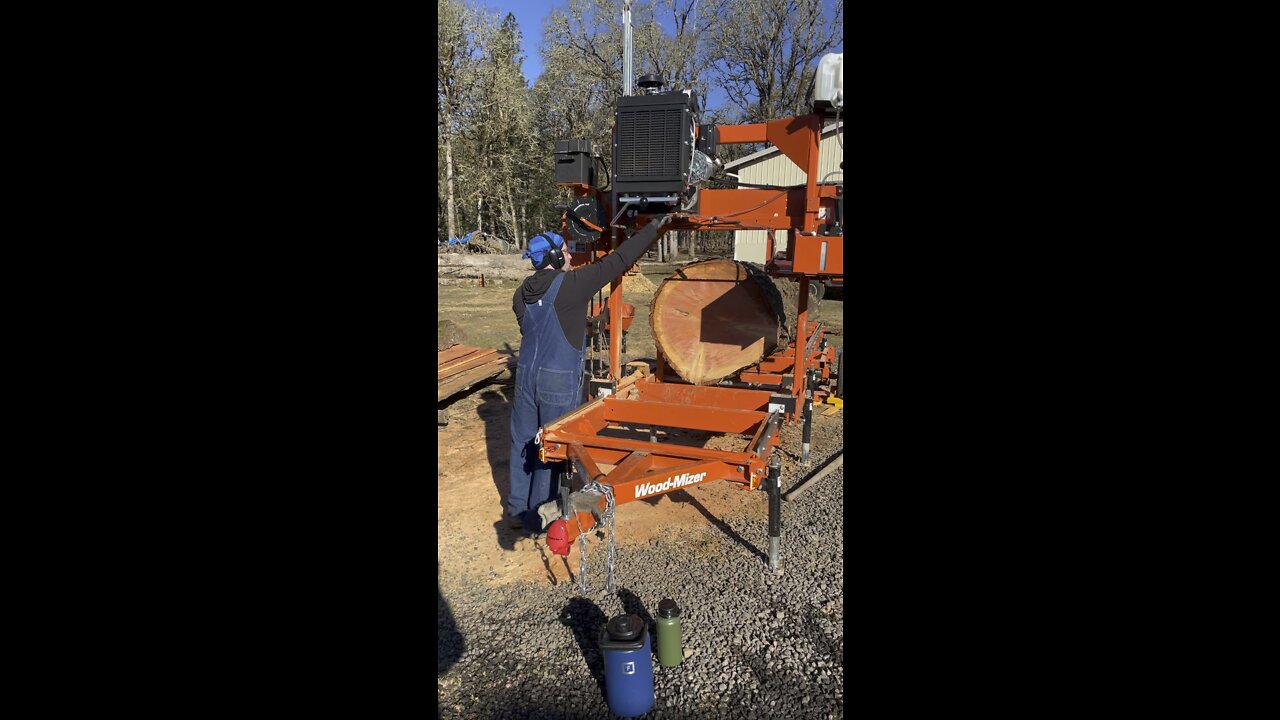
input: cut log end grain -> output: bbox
[649,259,790,385]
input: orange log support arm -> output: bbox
[665,185,840,233]
[716,123,767,144]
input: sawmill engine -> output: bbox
[613,74,716,213]
[554,74,717,219]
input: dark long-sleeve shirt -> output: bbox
[513,221,664,350]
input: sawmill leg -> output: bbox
[836,348,844,399]
[767,453,782,571]
[802,372,814,465]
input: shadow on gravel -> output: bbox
[479,379,523,551]
[617,587,655,636]
[669,489,768,563]
[560,597,609,700]
[437,564,464,677]
[535,540,573,587]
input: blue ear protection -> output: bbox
[524,233,567,270]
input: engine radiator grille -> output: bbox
[617,108,683,179]
[613,92,694,195]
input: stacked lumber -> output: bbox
[438,345,512,402]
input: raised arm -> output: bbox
[558,216,672,305]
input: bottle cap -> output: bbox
[658,599,681,618]
[606,614,644,641]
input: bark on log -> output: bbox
[649,259,791,385]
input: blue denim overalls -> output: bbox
[508,273,585,527]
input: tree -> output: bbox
[436,0,842,249]
[701,0,843,123]
[637,1,716,109]
[457,11,534,245]
[438,0,485,242]
[439,3,559,248]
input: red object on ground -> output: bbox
[547,519,572,556]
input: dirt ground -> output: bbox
[437,259,845,590]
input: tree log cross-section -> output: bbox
[649,259,789,385]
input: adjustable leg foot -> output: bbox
[802,370,814,465]
[767,453,781,572]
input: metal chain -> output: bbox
[574,480,617,594]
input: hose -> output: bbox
[596,154,611,191]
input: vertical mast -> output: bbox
[622,0,633,97]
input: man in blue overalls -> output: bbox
[508,217,670,532]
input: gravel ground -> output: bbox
[438,422,845,720]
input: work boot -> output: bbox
[510,510,550,540]
[536,500,561,531]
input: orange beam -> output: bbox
[542,429,759,465]
[604,451,656,487]
[695,189,798,230]
[738,372,786,385]
[592,459,739,507]
[765,115,820,186]
[635,382,773,411]
[702,114,824,234]
[792,233,844,275]
[558,458,745,543]
[616,459,739,503]
[682,186,838,232]
[716,123,767,144]
[756,357,795,373]
[603,398,766,435]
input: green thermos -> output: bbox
[656,598,683,667]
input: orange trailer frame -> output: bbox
[545,112,843,577]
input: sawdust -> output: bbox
[601,271,657,298]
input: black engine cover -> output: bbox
[613,91,696,196]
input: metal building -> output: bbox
[726,122,844,263]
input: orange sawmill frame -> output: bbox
[545,112,843,563]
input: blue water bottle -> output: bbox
[599,614,655,717]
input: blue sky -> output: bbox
[475,0,842,114]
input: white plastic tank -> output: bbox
[813,53,843,110]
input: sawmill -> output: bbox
[531,4,845,593]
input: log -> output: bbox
[649,259,790,385]
[436,254,530,269]
[437,266,529,281]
